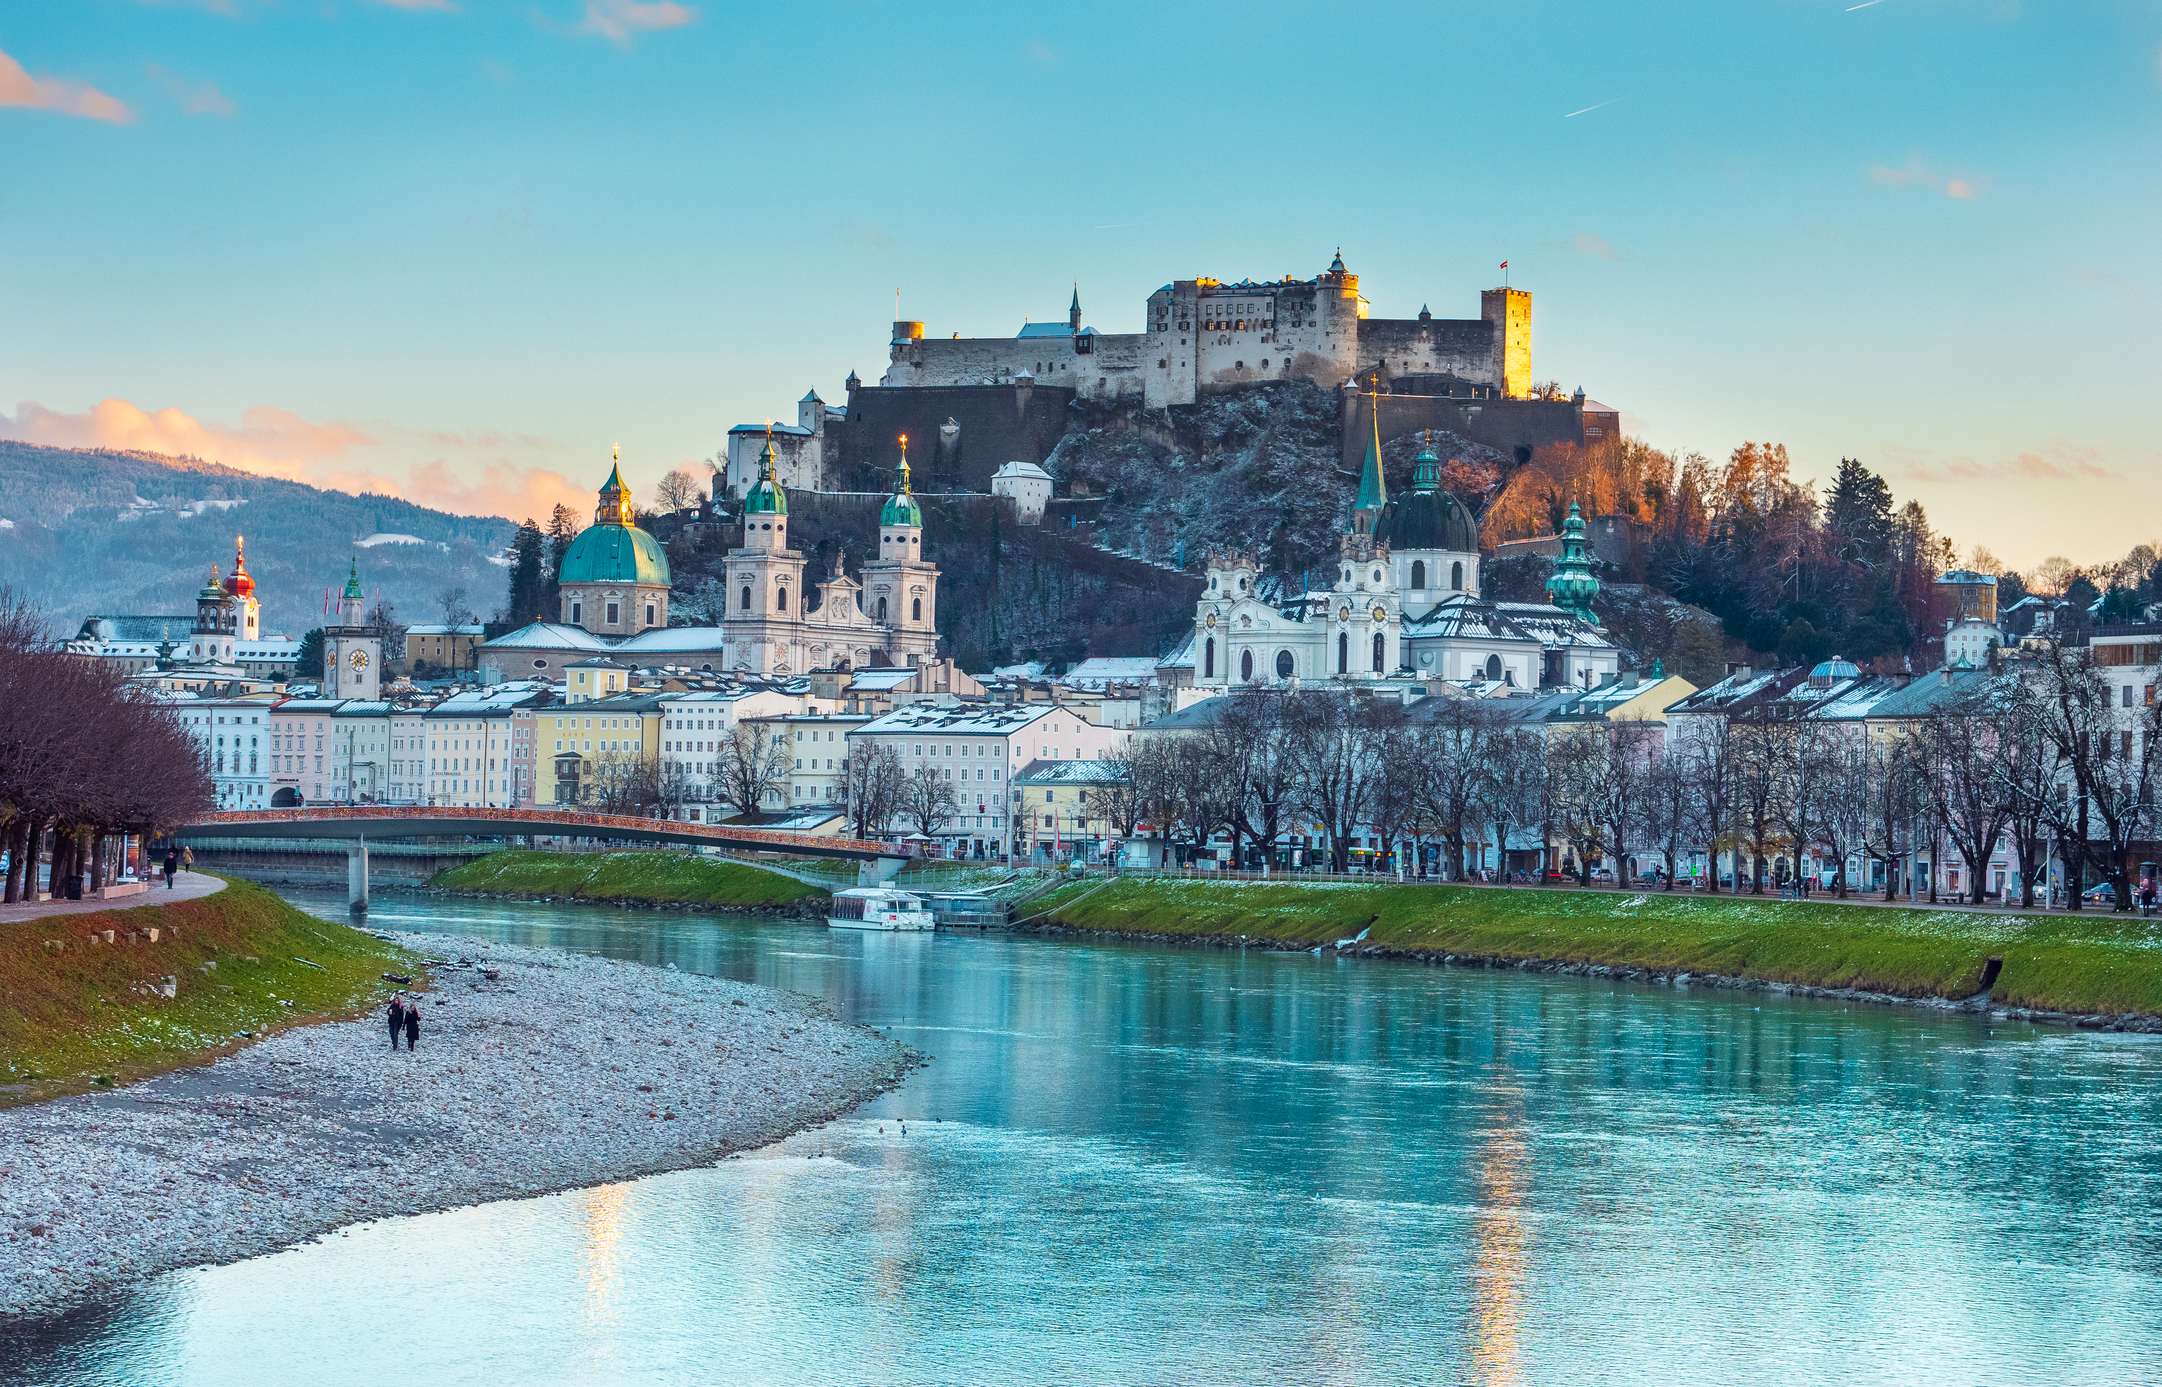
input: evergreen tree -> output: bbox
[1824,458,1894,567]
[543,503,580,621]
[507,517,546,626]
[294,627,326,686]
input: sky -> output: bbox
[1,0,2157,572]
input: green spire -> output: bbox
[343,558,364,601]
[1350,398,1387,532]
[1410,430,1440,494]
[742,431,787,516]
[881,435,922,527]
[1545,501,1601,621]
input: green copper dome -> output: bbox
[557,522,671,586]
[1375,431,1478,552]
[342,558,365,602]
[881,443,921,527]
[1545,501,1601,621]
[743,438,786,516]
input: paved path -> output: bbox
[0,871,226,926]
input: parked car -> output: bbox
[2083,882,2117,905]
[1589,868,1615,882]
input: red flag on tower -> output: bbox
[1499,261,1508,269]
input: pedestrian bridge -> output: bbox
[176,806,905,910]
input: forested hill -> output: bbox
[0,441,516,636]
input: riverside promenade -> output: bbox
[0,872,224,926]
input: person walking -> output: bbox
[163,847,178,890]
[404,998,421,1052]
[180,846,194,875]
[387,995,406,1051]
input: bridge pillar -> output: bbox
[858,856,907,886]
[348,839,369,914]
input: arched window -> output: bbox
[1486,654,1502,681]
[1411,561,1425,590]
[912,598,922,621]
[776,587,788,611]
[740,586,751,611]
[1452,561,1464,591]
[1276,649,1294,679]
[1337,633,1349,674]
[877,596,888,621]
[1373,634,1386,672]
[1204,637,1216,679]
[1240,649,1254,682]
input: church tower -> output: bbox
[554,446,672,635]
[723,431,808,645]
[1350,397,1387,536]
[323,559,382,700]
[860,434,940,663]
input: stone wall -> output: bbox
[1341,392,1588,471]
[832,383,1076,494]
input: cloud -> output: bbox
[570,0,698,46]
[1570,232,1617,261]
[146,64,236,117]
[1901,441,2120,485]
[0,397,585,522]
[0,46,134,124]
[2076,265,2134,298]
[1867,154,1988,200]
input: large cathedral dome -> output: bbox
[557,523,671,586]
[1374,437,1479,552]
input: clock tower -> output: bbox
[324,559,382,700]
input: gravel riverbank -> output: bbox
[0,931,913,1323]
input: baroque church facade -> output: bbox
[1192,426,1618,693]
[480,442,941,681]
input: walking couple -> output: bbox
[386,993,422,1051]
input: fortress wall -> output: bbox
[1340,394,1587,471]
[1355,319,1496,384]
[832,384,1075,494]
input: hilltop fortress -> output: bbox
[881,252,1529,408]
[723,251,1615,500]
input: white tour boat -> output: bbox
[827,886,936,932]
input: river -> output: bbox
[10,887,2162,1385]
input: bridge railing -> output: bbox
[189,807,900,859]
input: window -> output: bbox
[605,602,620,625]
[645,603,655,626]
[1452,561,1464,591]
[1338,633,1348,674]
[741,585,752,611]
[1411,561,1425,589]
[1240,650,1253,681]
[877,597,888,621]
[777,587,788,611]
[912,598,922,621]
[1204,637,1215,679]
[1486,654,1503,681]
[570,601,582,625]
[1373,633,1386,672]
[1276,649,1294,679]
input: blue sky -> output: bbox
[2,0,2156,570]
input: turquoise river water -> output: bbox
[8,887,2162,1386]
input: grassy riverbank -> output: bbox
[429,849,824,911]
[1036,878,2162,1018]
[0,877,414,1102]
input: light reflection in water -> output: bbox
[1470,1089,1530,1387]
[579,1183,628,1340]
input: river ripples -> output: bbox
[10,889,2160,1386]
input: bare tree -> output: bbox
[1994,679,2058,908]
[844,740,905,838]
[653,466,702,513]
[1812,732,1874,898]
[435,586,475,632]
[1638,742,1697,890]
[1731,709,1787,893]
[1413,700,1503,880]
[1215,694,1298,867]
[1285,691,1393,871]
[588,748,659,815]
[1093,738,1145,840]
[1677,716,1740,893]
[1364,723,1421,876]
[715,721,791,817]
[1918,684,2022,905]
[899,762,959,839]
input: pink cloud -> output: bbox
[0,397,587,523]
[571,0,699,46]
[1900,440,2120,485]
[146,64,236,117]
[1867,155,1989,200]
[0,46,134,125]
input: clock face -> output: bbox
[1337,605,1351,623]
[1372,605,1388,623]
[349,649,369,670]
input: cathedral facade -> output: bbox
[1191,429,1618,693]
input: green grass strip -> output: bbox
[428,849,823,909]
[1037,878,2162,1017]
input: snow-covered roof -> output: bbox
[617,626,730,653]
[856,703,1062,736]
[1154,632,1195,671]
[1017,322,1076,338]
[406,623,484,636]
[727,422,815,437]
[481,622,616,652]
[1059,657,1161,689]
[992,460,1054,481]
[1013,758,1130,785]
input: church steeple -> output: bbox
[1411,431,1441,494]
[595,444,634,527]
[881,433,922,531]
[1546,501,1601,621]
[1350,395,1387,534]
[1069,284,1082,334]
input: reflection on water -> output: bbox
[1470,1090,1529,1387]
[6,887,2161,1386]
